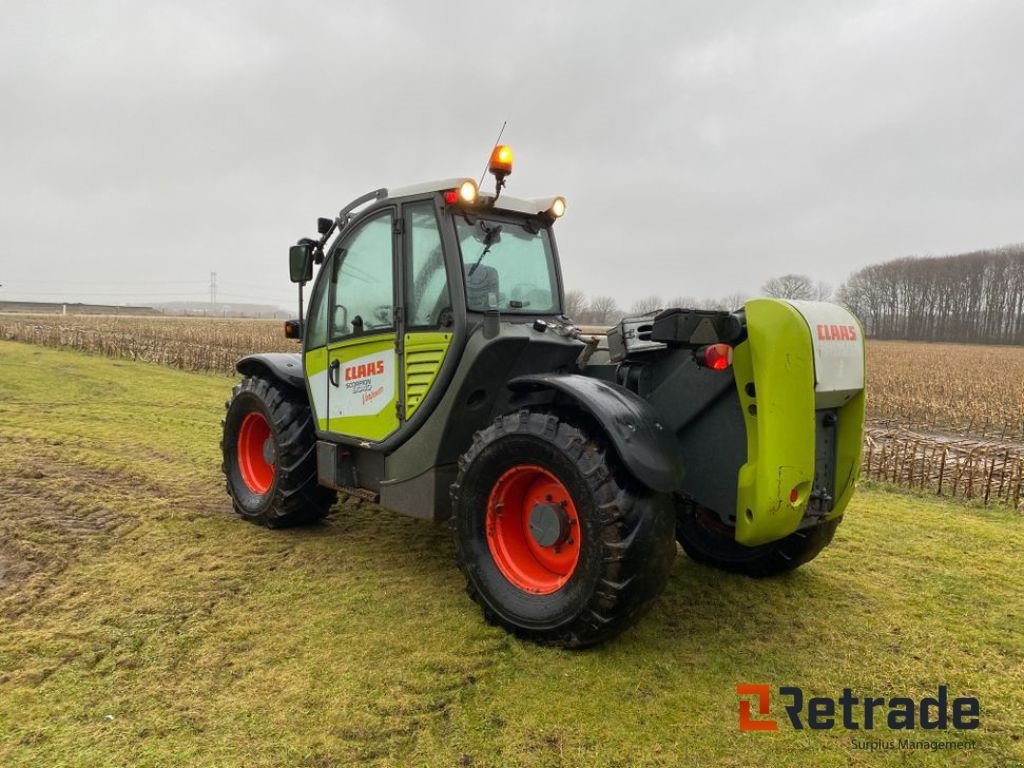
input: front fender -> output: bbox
[236,353,305,391]
[508,373,685,493]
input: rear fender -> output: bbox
[508,373,685,493]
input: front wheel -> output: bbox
[451,410,676,648]
[676,500,842,577]
[221,376,335,527]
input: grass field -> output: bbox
[1,341,1022,766]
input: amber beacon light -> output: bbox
[489,145,514,176]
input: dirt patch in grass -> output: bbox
[0,455,146,616]
[0,544,37,591]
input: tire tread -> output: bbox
[452,409,675,648]
[221,376,335,528]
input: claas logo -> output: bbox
[344,360,385,381]
[817,323,858,341]
[737,684,980,732]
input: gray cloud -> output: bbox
[1,0,1021,309]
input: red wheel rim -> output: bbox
[485,464,581,595]
[238,411,275,494]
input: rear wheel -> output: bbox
[676,499,842,577]
[222,376,335,527]
[451,410,676,648]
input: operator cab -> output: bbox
[285,148,572,451]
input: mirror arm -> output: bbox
[295,216,336,326]
[312,221,335,265]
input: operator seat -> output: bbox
[465,264,500,311]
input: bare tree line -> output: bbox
[565,273,828,325]
[836,244,1024,343]
[564,290,752,325]
[569,240,1024,347]
[761,274,832,302]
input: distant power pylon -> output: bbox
[209,272,217,305]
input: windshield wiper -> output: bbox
[468,222,502,277]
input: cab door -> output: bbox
[324,210,400,442]
[400,200,455,420]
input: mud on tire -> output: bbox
[222,376,335,527]
[451,410,676,648]
[676,499,842,578]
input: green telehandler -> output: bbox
[221,146,865,647]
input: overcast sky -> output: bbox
[1,0,1022,311]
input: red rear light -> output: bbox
[702,343,733,371]
[443,190,458,204]
[789,487,800,504]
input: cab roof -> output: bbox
[386,177,561,217]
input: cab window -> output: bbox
[331,213,395,339]
[405,203,451,327]
[305,260,330,349]
[455,217,560,314]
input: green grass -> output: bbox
[0,340,1021,767]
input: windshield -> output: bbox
[455,216,561,314]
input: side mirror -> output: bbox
[317,217,334,235]
[289,244,313,283]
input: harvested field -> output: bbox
[863,428,1024,510]
[4,314,1024,507]
[1,341,1022,766]
[866,340,1024,441]
[862,340,1024,508]
[0,314,291,374]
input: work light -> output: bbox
[459,179,478,203]
[444,179,478,205]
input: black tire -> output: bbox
[676,499,842,577]
[451,410,676,648]
[221,375,335,528]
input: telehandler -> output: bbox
[221,146,865,647]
